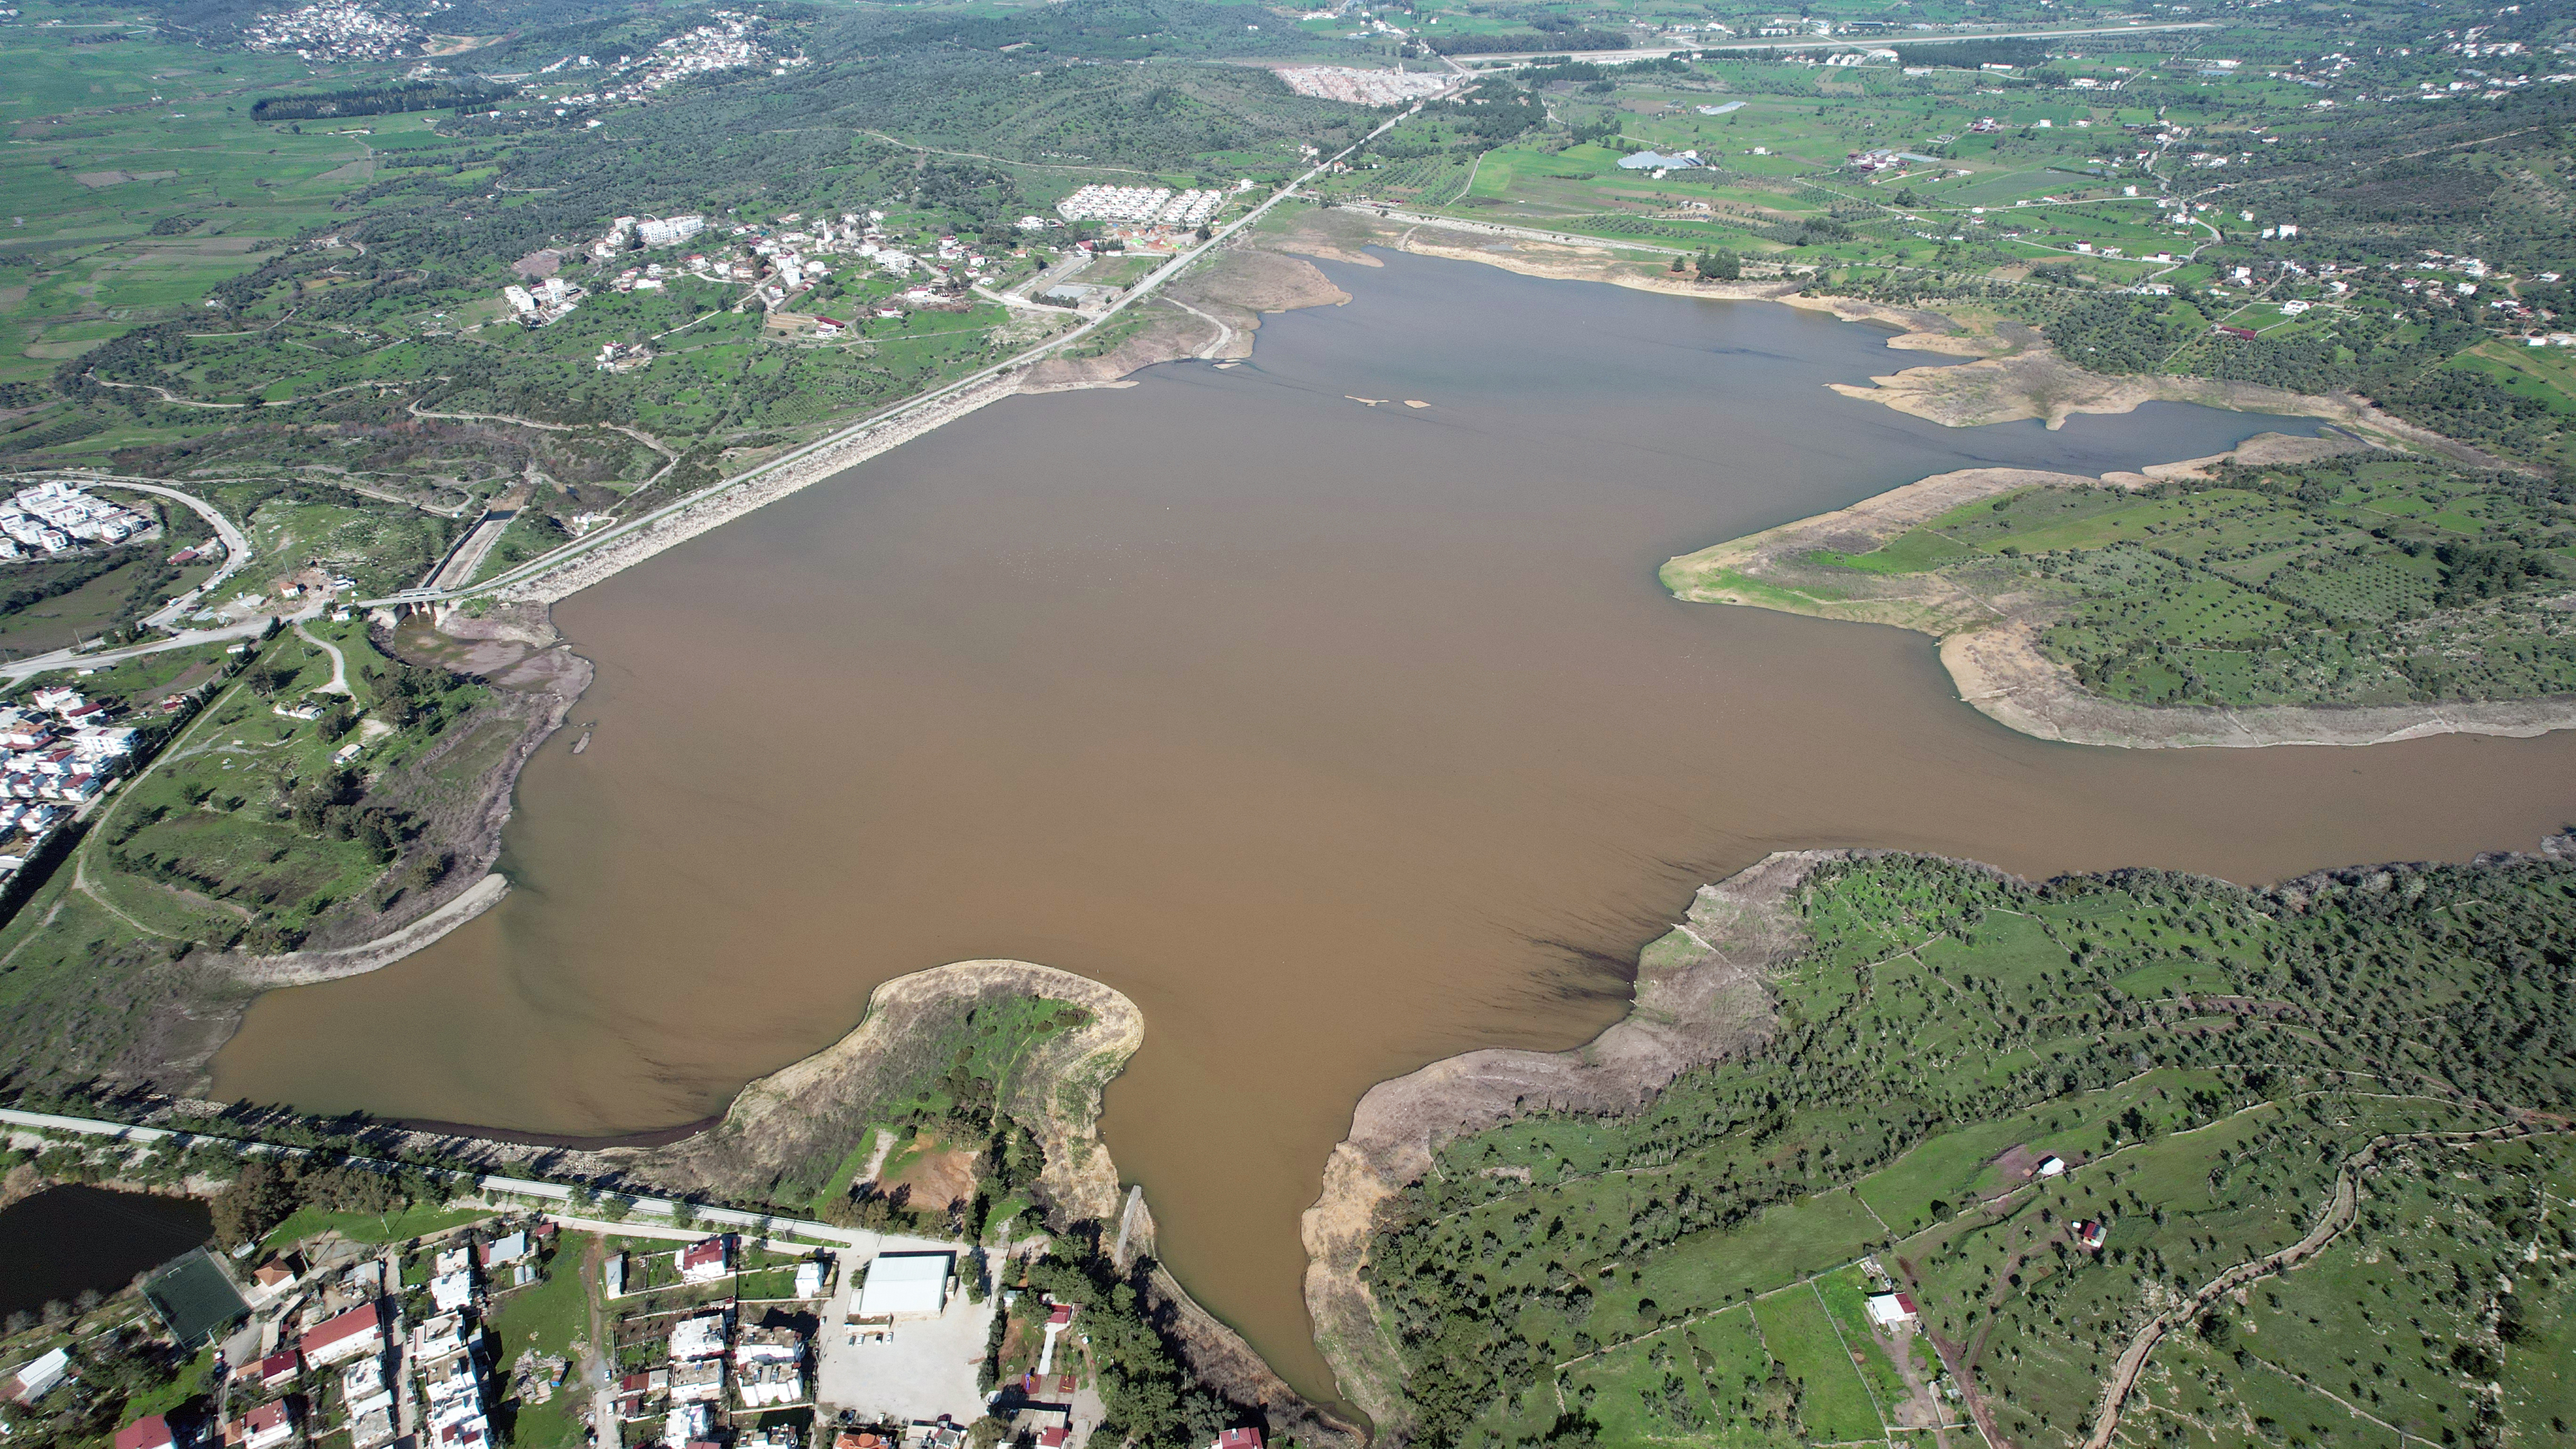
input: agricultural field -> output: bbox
[1799,455,2576,709]
[1365,851,2576,1448]
[1307,0,2576,470]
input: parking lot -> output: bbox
[813,1252,995,1425]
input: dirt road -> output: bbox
[2080,1119,2564,1449]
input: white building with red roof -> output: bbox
[116,1416,182,1449]
[675,1235,732,1283]
[225,1401,295,1449]
[1864,1292,1918,1329]
[300,1303,384,1368]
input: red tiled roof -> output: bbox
[1218,1430,1265,1449]
[679,1237,726,1269]
[1895,1293,1917,1315]
[258,1352,298,1381]
[246,1403,289,1432]
[299,1303,381,1355]
[117,1416,177,1449]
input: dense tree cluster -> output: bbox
[251,81,513,122]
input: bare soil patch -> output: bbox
[1019,245,1350,390]
[875,1139,980,1213]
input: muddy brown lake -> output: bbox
[213,252,2576,1400]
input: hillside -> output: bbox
[1317,847,2575,1448]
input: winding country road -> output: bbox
[2079,1119,2566,1449]
[0,472,275,681]
[294,619,352,694]
[39,473,253,586]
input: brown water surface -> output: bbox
[214,253,2576,1400]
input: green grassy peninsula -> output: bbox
[1663,442,2576,747]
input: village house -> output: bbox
[670,1311,728,1362]
[299,1303,384,1368]
[430,1269,474,1313]
[249,1259,300,1298]
[254,1350,299,1392]
[1037,1302,1076,1376]
[676,1235,733,1283]
[2,1348,69,1405]
[669,1358,726,1405]
[1865,1292,1918,1329]
[223,1401,294,1449]
[661,1402,712,1449]
[737,1359,803,1407]
[411,1311,469,1363]
[117,1416,185,1449]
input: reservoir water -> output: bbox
[0,1185,211,1319]
[213,252,2576,1399]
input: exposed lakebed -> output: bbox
[215,252,2576,1399]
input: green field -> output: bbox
[261,1200,485,1252]
[1364,851,2576,1448]
[488,1241,593,1449]
[1748,1291,1880,1443]
[0,613,514,1091]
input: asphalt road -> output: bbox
[0,608,313,686]
[360,93,1454,611]
[0,471,275,683]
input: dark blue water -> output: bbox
[0,1185,210,1318]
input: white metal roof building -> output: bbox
[855,1252,952,1319]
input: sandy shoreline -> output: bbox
[229,872,511,988]
[1942,621,2576,748]
[1301,850,1822,1439]
[495,245,1357,607]
[202,206,2567,1425]
[89,957,1365,1448]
